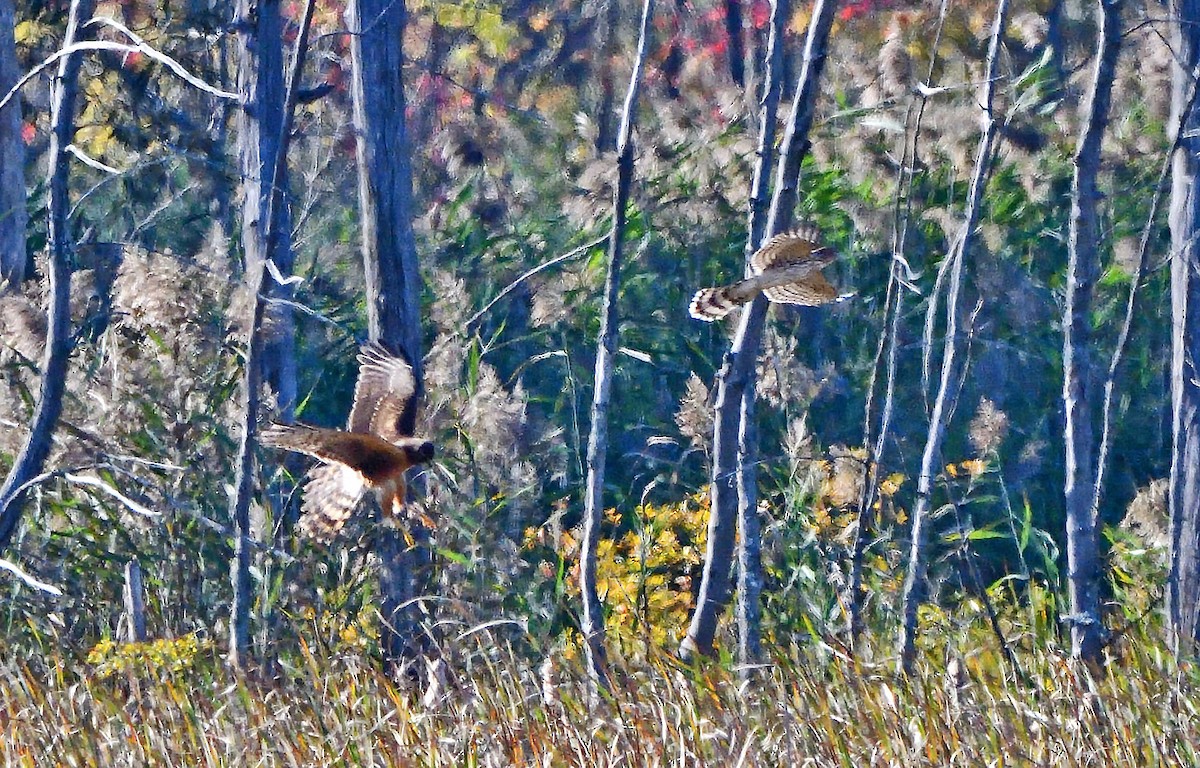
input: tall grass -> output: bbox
[4,615,1199,767]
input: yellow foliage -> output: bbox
[879,473,905,497]
[13,20,46,46]
[87,634,210,680]
[564,493,709,656]
[431,2,517,58]
[75,124,115,158]
[960,459,988,479]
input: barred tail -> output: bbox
[688,287,742,322]
[297,463,364,542]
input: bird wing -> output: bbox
[689,227,839,321]
[347,342,418,441]
[260,423,409,485]
[762,272,840,306]
[749,227,831,274]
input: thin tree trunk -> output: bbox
[227,0,316,670]
[580,0,655,694]
[724,0,745,89]
[595,0,621,152]
[734,0,789,670]
[233,0,297,670]
[0,0,26,289]
[349,0,428,673]
[212,32,236,254]
[849,0,950,648]
[1095,52,1200,533]
[1063,0,1121,664]
[897,0,1010,675]
[681,0,838,661]
[0,0,96,550]
[122,559,147,643]
[1168,0,1200,655]
[236,0,297,417]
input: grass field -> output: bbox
[4,618,1199,767]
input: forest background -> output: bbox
[2,0,1200,764]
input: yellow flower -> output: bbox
[960,459,988,478]
[880,473,905,497]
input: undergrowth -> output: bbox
[3,612,1199,767]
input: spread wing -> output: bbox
[297,463,364,541]
[260,423,410,485]
[762,272,840,305]
[347,342,418,441]
[689,228,840,321]
[748,227,830,275]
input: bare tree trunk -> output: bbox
[1168,0,1200,655]
[1063,0,1121,664]
[897,0,1010,675]
[595,0,621,152]
[849,0,951,649]
[1095,47,1200,540]
[580,0,655,694]
[236,0,297,417]
[122,559,147,643]
[349,0,428,673]
[227,0,316,670]
[0,0,96,550]
[681,0,838,661]
[0,0,26,289]
[233,0,298,671]
[724,0,745,89]
[734,0,789,670]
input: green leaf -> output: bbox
[436,547,471,566]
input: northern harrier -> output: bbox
[688,228,842,321]
[261,343,435,541]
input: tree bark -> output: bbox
[349,0,429,672]
[227,0,316,670]
[0,0,96,550]
[595,0,621,152]
[580,0,655,694]
[1063,0,1121,664]
[681,0,837,661]
[724,0,745,89]
[849,0,951,649]
[122,559,147,643]
[1168,0,1200,655]
[897,0,1010,675]
[235,0,297,417]
[734,0,789,670]
[0,0,26,289]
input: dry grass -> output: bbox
[3,623,1200,767]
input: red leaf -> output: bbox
[750,0,770,29]
[21,122,35,145]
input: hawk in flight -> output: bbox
[261,343,435,541]
[688,227,842,321]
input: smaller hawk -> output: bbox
[688,227,842,321]
[261,342,435,542]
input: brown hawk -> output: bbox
[688,227,842,321]
[261,343,435,541]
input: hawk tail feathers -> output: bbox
[260,422,317,451]
[297,463,364,542]
[689,287,742,322]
